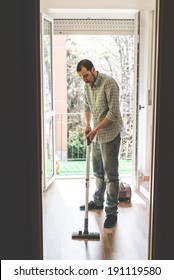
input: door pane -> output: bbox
[45,116,54,181]
[43,19,53,112]
[41,14,55,190]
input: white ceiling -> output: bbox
[40,0,156,19]
[41,0,156,10]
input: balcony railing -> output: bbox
[55,112,133,161]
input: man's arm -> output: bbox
[86,117,112,142]
[84,111,92,135]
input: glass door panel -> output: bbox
[43,18,53,112]
[45,116,54,181]
[41,13,55,190]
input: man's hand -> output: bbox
[86,129,97,142]
[84,126,91,137]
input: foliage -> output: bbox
[67,128,86,159]
[66,35,134,160]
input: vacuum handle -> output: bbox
[87,137,91,146]
[86,130,91,146]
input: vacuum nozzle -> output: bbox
[72,230,100,240]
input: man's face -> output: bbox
[77,66,95,85]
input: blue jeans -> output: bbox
[92,133,121,215]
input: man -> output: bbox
[76,59,123,228]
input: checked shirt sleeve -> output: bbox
[105,78,120,122]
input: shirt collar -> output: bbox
[91,71,101,88]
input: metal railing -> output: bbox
[55,112,133,161]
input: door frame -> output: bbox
[41,8,157,259]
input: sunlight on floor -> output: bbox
[131,191,146,204]
[54,178,96,207]
[54,177,145,207]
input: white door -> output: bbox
[133,11,155,191]
[131,11,140,189]
[40,13,56,191]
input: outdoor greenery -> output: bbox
[66,35,134,160]
[67,126,86,159]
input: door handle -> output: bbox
[139,105,145,110]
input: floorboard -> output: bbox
[43,178,149,260]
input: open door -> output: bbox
[132,11,140,190]
[133,10,155,193]
[40,13,56,191]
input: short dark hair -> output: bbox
[76,59,94,72]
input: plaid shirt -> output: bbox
[84,72,123,143]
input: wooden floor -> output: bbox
[42,177,149,260]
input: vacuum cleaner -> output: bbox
[72,135,100,240]
[118,179,132,202]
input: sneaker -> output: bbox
[104,214,117,228]
[79,200,104,211]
